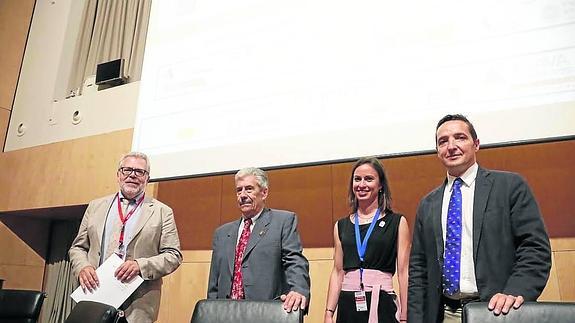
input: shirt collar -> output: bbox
[243,208,264,223]
[118,191,145,203]
[447,162,478,189]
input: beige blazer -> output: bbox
[69,194,182,322]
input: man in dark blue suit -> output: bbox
[408,114,551,323]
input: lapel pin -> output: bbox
[379,221,385,228]
[259,230,265,236]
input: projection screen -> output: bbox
[133,0,575,180]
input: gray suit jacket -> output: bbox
[408,167,551,323]
[207,208,310,302]
[69,194,182,322]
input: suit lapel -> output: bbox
[431,184,446,264]
[473,167,492,262]
[128,195,154,246]
[243,208,271,260]
[96,194,117,253]
[227,219,241,274]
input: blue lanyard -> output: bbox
[354,208,381,290]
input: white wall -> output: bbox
[5,0,139,151]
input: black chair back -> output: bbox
[0,289,46,323]
[191,299,303,323]
[65,301,126,323]
[463,301,575,323]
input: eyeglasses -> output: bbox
[118,167,148,177]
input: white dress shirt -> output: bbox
[236,209,263,245]
[102,191,144,261]
[442,163,479,298]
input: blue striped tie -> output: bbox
[443,178,463,295]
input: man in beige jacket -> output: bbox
[69,152,182,322]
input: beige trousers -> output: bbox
[443,303,463,323]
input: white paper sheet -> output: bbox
[70,254,144,308]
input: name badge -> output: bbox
[355,291,368,311]
[116,245,126,260]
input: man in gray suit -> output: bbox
[207,167,310,312]
[408,114,551,323]
[70,152,182,322]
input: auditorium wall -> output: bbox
[0,2,573,323]
[154,140,575,322]
[0,0,43,291]
[5,0,139,152]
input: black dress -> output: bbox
[336,212,402,323]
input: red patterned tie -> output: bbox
[231,218,253,299]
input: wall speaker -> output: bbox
[95,58,126,86]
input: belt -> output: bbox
[341,269,401,323]
[442,296,480,310]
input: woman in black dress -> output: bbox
[324,157,409,323]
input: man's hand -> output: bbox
[79,265,99,293]
[114,260,141,283]
[280,291,307,313]
[488,293,524,315]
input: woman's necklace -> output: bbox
[355,211,378,224]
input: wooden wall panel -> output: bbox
[551,237,575,251]
[554,251,575,301]
[0,215,49,263]
[539,251,561,301]
[157,243,572,323]
[303,248,334,322]
[220,174,240,223]
[0,264,44,290]
[331,154,443,235]
[1,108,9,149]
[0,129,569,319]
[162,165,337,249]
[0,129,133,211]
[266,165,333,247]
[331,162,353,223]
[0,129,132,294]
[157,177,223,250]
[0,0,35,109]
[151,139,575,322]
[0,220,46,266]
[157,249,335,323]
[477,140,575,238]
[157,251,211,323]
[0,220,46,290]
[383,154,445,229]
[155,139,575,249]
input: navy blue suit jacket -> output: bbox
[408,167,551,323]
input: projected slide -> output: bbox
[134,0,575,180]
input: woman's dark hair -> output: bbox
[348,157,393,213]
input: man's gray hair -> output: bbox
[118,151,150,172]
[235,167,269,189]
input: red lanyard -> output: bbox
[116,193,145,246]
